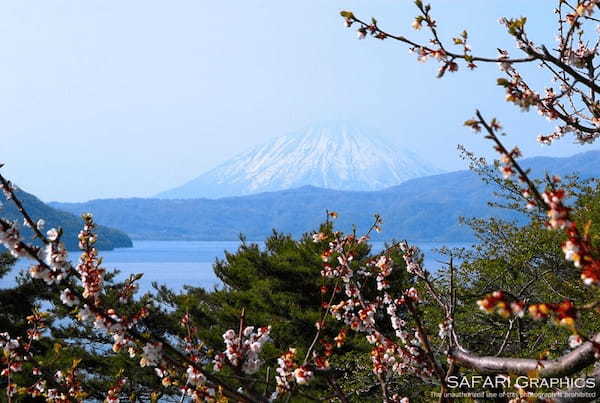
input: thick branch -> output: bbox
[539,45,600,94]
[451,332,600,378]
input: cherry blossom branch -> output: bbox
[343,1,600,144]
[468,110,547,210]
[0,172,49,244]
[341,12,535,65]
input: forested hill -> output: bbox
[1,188,132,250]
[50,150,600,242]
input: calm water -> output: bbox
[1,240,471,293]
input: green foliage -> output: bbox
[436,180,600,387]
[0,188,132,251]
[0,253,51,397]
[161,225,332,347]
[0,254,33,338]
[152,222,413,400]
[0,251,165,400]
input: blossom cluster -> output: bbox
[316,228,437,384]
[140,342,163,367]
[105,377,127,403]
[0,332,21,398]
[543,188,571,230]
[399,242,425,277]
[0,218,71,288]
[76,214,105,299]
[214,325,271,375]
[0,220,28,259]
[478,291,578,330]
[539,184,600,286]
[477,291,525,318]
[28,236,70,286]
[528,300,578,328]
[271,348,313,400]
[0,311,78,401]
[0,220,67,287]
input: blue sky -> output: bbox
[0,1,592,201]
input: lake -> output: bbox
[1,240,472,293]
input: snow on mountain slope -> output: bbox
[156,122,443,199]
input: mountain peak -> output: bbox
[156,123,443,199]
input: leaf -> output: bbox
[340,10,354,19]
[54,343,62,353]
[584,220,592,237]
[497,78,510,87]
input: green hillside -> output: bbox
[1,187,132,251]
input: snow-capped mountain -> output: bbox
[156,122,443,199]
